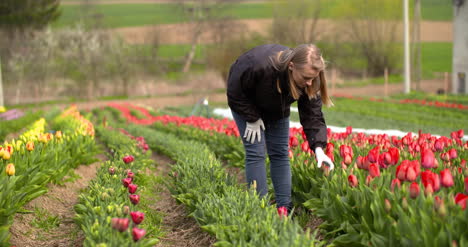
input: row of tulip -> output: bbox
[122,123,321,246]
[334,93,468,110]
[0,106,99,245]
[73,124,158,246]
[119,103,467,246]
[0,110,43,141]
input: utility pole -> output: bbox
[403,0,411,94]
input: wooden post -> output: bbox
[331,68,337,96]
[384,68,389,97]
[444,72,449,97]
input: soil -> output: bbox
[9,153,106,247]
[150,152,216,247]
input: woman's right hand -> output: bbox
[244,119,265,144]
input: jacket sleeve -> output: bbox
[298,94,328,150]
[226,59,261,123]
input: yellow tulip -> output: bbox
[26,141,35,151]
[6,163,15,176]
[2,151,10,160]
[55,131,62,139]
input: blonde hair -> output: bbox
[270,44,333,107]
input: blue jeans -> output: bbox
[231,110,291,208]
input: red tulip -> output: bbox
[128,184,138,194]
[465,177,468,194]
[454,193,468,210]
[388,147,400,165]
[127,172,135,179]
[340,145,353,159]
[440,169,454,187]
[406,166,417,181]
[457,129,464,139]
[122,178,132,187]
[132,227,146,241]
[424,183,434,196]
[367,147,380,163]
[391,178,401,192]
[130,211,145,225]
[289,136,299,148]
[421,170,441,192]
[434,139,445,152]
[368,163,380,178]
[348,174,358,187]
[421,149,436,168]
[365,175,373,185]
[440,152,450,162]
[301,142,310,153]
[129,194,140,205]
[409,182,420,199]
[288,149,294,160]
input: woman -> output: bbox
[226,43,335,217]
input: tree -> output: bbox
[332,0,402,76]
[174,0,240,73]
[0,0,61,32]
[271,0,323,45]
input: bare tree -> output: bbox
[174,0,240,73]
[333,0,402,76]
[271,0,323,45]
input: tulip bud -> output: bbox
[108,166,116,175]
[384,199,392,213]
[127,172,135,179]
[391,178,401,192]
[55,130,62,139]
[123,205,130,215]
[251,180,257,190]
[402,197,408,210]
[132,227,146,242]
[365,175,373,186]
[409,182,420,199]
[424,183,434,196]
[348,174,358,187]
[6,163,15,176]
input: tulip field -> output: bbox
[0,101,467,247]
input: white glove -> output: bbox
[244,119,265,144]
[315,147,334,170]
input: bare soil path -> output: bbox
[150,152,216,247]
[9,153,106,247]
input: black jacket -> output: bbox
[226,44,327,150]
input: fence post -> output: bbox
[444,72,449,97]
[384,68,389,98]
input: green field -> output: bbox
[54,1,452,29]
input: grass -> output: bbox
[31,207,61,232]
[54,1,452,29]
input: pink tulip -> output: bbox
[111,218,129,232]
[440,169,454,187]
[277,206,288,219]
[122,178,132,187]
[129,194,140,205]
[132,227,146,241]
[130,211,145,225]
[409,182,420,199]
[123,155,134,164]
[127,172,135,179]
[128,184,138,194]
[421,149,435,168]
[448,148,457,160]
[108,167,116,175]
